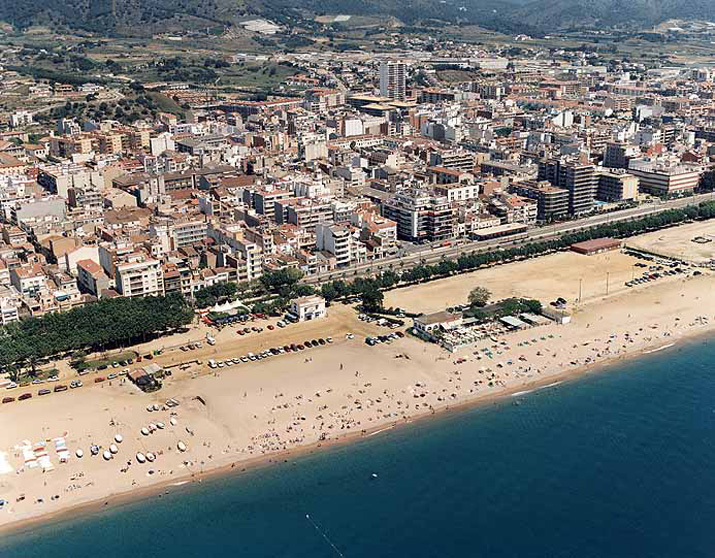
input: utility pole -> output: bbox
[579,277,583,302]
[606,271,610,295]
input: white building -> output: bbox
[289,295,327,322]
[114,256,164,297]
[379,61,406,101]
[316,223,366,267]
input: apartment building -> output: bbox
[76,259,111,297]
[316,224,367,267]
[382,190,455,242]
[276,198,334,233]
[538,158,596,216]
[511,180,569,222]
[379,61,406,101]
[596,169,639,202]
[114,255,164,297]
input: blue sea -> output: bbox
[3,337,715,558]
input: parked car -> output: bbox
[70,380,82,389]
[38,389,51,396]
[18,393,32,401]
[54,385,68,392]
[2,396,15,404]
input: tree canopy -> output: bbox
[468,286,491,308]
[0,294,193,372]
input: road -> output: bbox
[305,192,715,285]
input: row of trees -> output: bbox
[319,200,715,309]
[194,282,239,309]
[0,294,193,375]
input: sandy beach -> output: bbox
[0,252,713,534]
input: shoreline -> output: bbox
[1,323,709,540]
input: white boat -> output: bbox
[156,422,165,429]
[136,452,146,464]
[146,452,156,462]
[102,450,112,460]
[177,441,187,452]
[141,427,150,436]
[75,449,84,458]
[109,444,119,454]
[114,434,123,443]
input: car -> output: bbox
[395,331,405,338]
[217,361,225,368]
[54,385,68,393]
[311,339,319,346]
[144,354,153,360]
[181,346,189,351]
[47,376,59,382]
[345,333,354,340]
[128,358,134,364]
[237,330,245,335]
[38,389,51,396]
[95,376,105,383]
[97,364,108,370]
[78,369,89,376]
[297,344,305,350]
[366,337,376,346]
[290,343,298,351]
[277,321,285,328]
[32,379,44,385]
[112,362,119,368]
[267,325,275,330]
[5,382,18,390]
[107,372,118,380]
[119,360,127,366]
[241,356,249,362]
[318,338,326,345]
[18,393,32,401]
[249,354,257,361]
[284,345,292,352]
[2,396,15,404]
[70,380,82,389]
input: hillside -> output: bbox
[0,0,713,34]
[509,0,715,30]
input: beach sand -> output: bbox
[0,263,713,534]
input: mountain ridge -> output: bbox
[0,0,713,34]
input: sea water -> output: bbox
[2,337,715,557]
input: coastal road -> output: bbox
[305,192,715,285]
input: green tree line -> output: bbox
[320,201,715,307]
[0,294,193,374]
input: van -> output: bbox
[206,336,216,346]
